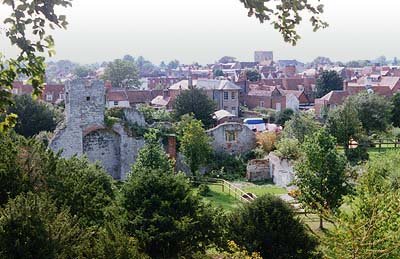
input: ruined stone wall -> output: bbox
[123,108,147,127]
[246,159,270,182]
[50,79,146,180]
[207,122,256,155]
[268,152,295,188]
[83,129,121,179]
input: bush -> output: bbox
[207,152,247,180]
[275,138,301,160]
[256,131,277,154]
[345,146,369,165]
[121,169,222,258]
[0,192,87,259]
[226,195,321,259]
[198,184,211,197]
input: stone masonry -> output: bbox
[207,122,256,155]
[50,79,145,180]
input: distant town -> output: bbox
[12,51,400,119]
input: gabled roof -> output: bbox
[213,109,236,121]
[197,79,241,91]
[151,95,171,107]
[126,90,163,104]
[280,89,304,99]
[318,90,349,105]
[379,76,400,89]
[169,79,241,91]
[107,88,128,102]
[169,80,197,90]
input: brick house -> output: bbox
[167,79,241,115]
[241,86,286,111]
[12,82,65,104]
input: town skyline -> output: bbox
[2,0,400,64]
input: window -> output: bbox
[231,107,236,115]
[86,96,91,101]
[224,91,229,100]
[259,101,264,108]
[225,131,238,142]
[12,89,18,94]
[59,93,65,100]
[114,101,119,106]
[46,94,53,101]
[231,92,236,99]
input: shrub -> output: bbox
[207,153,247,180]
[121,169,222,258]
[226,195,321,259]
[198,184,211,197]
[275,138,301,160]
[256,131,277,154]
[345,146,369,165]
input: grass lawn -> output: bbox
[198,182,287,211]
[232,181,287,196]
[199,185,240,211]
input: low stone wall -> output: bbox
[246,159,270,182]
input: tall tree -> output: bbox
[391,93,400,127]
[282,112,319,143]
[213,69,224,78]
[48,157,116,227]
[0,0,72,132]
[0,133,58,207]
[245,69,261,82]
[102,59,140,88]
[351,92,392,134]
[167,60,180,69]
[73,65,94,78]
[276,108,294,125]
[121,169,221,259]
[323,153,400,259]
[294,128,350,229]
[173,88,216,128]
[315,70,344,98]
[0,192,87,259]
[131,130,174,174]
[226,195,321,259]
[8,94,62,138]
[326,99,364,148]
[180,119,212,174]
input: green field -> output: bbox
[199,182,287,211]
[200,185,240,211]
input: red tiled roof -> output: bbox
[318,90,349,105]
[106,89,128,101]
[126,90,163,104]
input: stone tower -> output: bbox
[50,79,145,180]
[65,79,105,128]
[50,79,105,158]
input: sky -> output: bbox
[1,0,400,65]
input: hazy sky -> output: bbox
[2,0,400,65]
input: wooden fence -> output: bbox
[192,177,255,203]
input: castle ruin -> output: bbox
[50,79,145,180]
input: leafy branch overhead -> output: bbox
[0,0,72,131]
[239,0,328,45]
